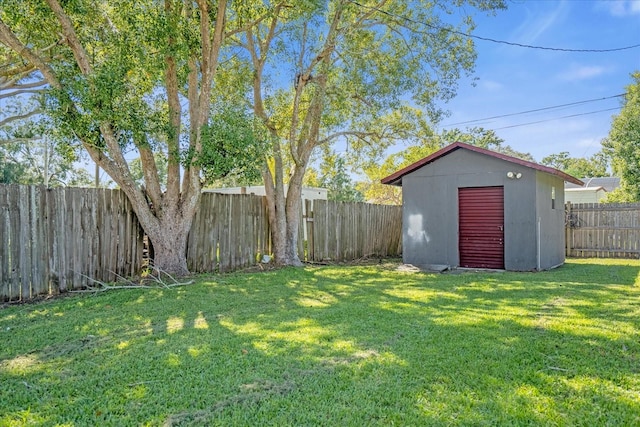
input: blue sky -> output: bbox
[433,0,640,162]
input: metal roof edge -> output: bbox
[380,141,584,186]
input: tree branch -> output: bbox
[317,130,379,146]
[0,137,40,145]
[349,0,391,29]
[163,0,183,202]
[0,89,44,100]
[289,22,307,165]
[0,18,61,88]
[0,62,35,78]
[0,109,42,127]
[8,80,48,90]
[137,139,163,210]
[44,0,93,75]
[290,0,346,166]
[246,8,280,137]
[225,4,274,38]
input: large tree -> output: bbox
[602,71,640,202]
[238,0,506,265]
[0,0,259,275]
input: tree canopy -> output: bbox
[541,151,609,180]
[305,147,364,202]
[602,71,640,202]
[0,96,92,186]
[0,0,268,274]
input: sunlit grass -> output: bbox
[1,258,639,425]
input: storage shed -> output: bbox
[381,142,583,271]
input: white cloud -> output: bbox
[576,137,602,148]
[510,1,570,45]
[558,65,610,81]
[480,80,504,91]
[595,0,640,17]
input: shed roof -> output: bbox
[381,142,584,186]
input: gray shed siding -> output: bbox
[535,171,566,270]
[401,149,565,271]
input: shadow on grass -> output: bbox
[0,260,639,425]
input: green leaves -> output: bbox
[602,71,640,202]
[198,106,269,185]
[309,147,364,202]
[541,151,609,179]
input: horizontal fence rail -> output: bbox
[565,202,640,259]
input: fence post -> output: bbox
[305,199,314,262]
[565,202,572,257]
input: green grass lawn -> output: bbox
[1,258,639,426]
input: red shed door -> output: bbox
[458,186,504,269]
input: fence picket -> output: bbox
[0,188,7,299]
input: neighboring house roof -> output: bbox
[565,186,606,193]
[203,185,328,199]
[381,142,584,186]
[564,176,620,192]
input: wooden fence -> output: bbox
[306,200,402,262]
[565,202,640,258]
[187,193,271,273]
[0,185,144,301]
[1,185,403,301]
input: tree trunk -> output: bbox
[117,175,200,277]
[141,207,196,276]
[270,206,289,264]
[264,163,307,267]
[147,224,190,276]
[263,135,295,266]
[283,166,306,266]
[264,168,287,265]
